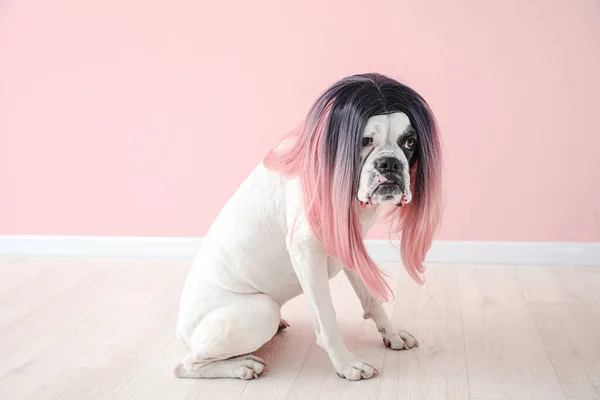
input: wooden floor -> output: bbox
[0,256,599,400]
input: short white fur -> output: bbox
[175,112,418,381]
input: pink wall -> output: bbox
[1,0,599,241]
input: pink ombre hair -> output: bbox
[264,74,442,302]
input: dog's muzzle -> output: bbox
[373,156,406,194]
[360,156,410,208]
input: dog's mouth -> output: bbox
[374,182,401,197]
[358,169,411,208]
[360,181,407,208]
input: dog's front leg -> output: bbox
[287,240,377,380]
[344,268,419,350]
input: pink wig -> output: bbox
[264,74,442,302]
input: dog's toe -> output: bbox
[384,329,419,350]
[335,359,377,381]
[237,358,266,380]
[172,361,185,378]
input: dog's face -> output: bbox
[357,112,417,206]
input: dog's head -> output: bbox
[265,73,442,302]
[357,112,417,207]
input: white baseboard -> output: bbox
[365,240,600,266]
[0,236,201,258]
[0,235,599,266]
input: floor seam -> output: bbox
[282,342,312,400]
[457,265,473,400]
[513,266,569,400]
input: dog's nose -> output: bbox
[374,157,401,173]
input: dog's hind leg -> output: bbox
[173,293,281,379]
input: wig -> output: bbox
[264,73,442,302]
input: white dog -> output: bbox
[174,73,442,381]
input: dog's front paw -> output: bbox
[334,358,378,381]
[383,329,419,350]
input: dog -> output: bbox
[174,73,442,381]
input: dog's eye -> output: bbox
[362,137,373,147]
[403,137,416,150]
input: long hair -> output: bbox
[264,73,442,302]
